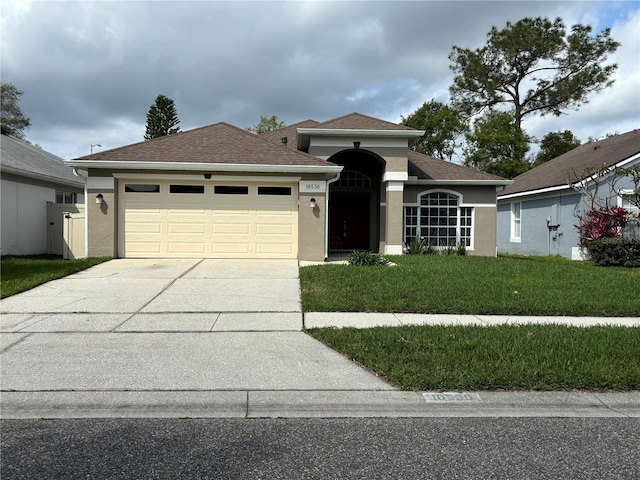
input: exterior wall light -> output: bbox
[96,193,104,205]
[353,141,360,149]
[310,198,317,209]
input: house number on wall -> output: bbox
[299,181,326,193]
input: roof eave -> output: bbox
[407,179,513,186]
[64,159,343,175]
[1,165,85,189]
[497,184,571,200]
[297,128,425,138]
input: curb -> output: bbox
[2,390,638,419]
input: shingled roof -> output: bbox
[73,122,332,167]
[500,129,640,197]
[312,112,417,131]
[258,119,319,147]
[1,133,84,187]
[408,151,509,183]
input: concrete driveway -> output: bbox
[1,259,392,418]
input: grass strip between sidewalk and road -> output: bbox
[306,324,640,391]
[300,255,640,316]
[0,255,111,298]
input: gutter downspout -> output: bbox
[324,173,341,261]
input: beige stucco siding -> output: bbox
[87,188,117,257]
[298,191,326,261]
[472,206,497,256]
[403,185,497,205]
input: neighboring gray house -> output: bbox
[497,129,640,260]
[1,132,85,255]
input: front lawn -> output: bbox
[306,324,640,391]
[300,255,640,316]
[0,255,111,298]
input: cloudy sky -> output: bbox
[2,0,638,161]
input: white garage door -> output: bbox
[119,180,298,258]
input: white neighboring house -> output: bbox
[1,131,85,255]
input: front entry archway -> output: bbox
[328,150,384,253]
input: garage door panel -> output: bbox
[126,242,162,254]
[213,223,251,234]
[167,223,207,234]
[167,242,207,255]
[256,223,294,235]
[126,223,162,234]
[211,243,251,255]
[122,180,297,258]
[256,243,296,256]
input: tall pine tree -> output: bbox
[144,94,180,140]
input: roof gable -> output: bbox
[0,134,84,187]
[501,129,640,197]
[74,122,332,167]
[312,112,417,131]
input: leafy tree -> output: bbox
[246,115,285,134]
[401,100,467,161]
[144,94,180,140]
[0,83,31,139]
[449,17,619,131]
[463,111,531,178]
[533,130,581,166]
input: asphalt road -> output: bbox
[2,418,638,479]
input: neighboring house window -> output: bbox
[56,191,76,203]
[404,192,473,247]
[620,191,639,215]
[620,190,640,238]
[510,202,521,242]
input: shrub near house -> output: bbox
[577,206,640,267]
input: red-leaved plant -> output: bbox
[576,206,631,249]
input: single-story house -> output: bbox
[496,129,640,260]
[1,130,85,255]
[65,112,510,261]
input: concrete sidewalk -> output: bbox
[1,259,638,419]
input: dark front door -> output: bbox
[329,191,370,250]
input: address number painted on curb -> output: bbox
[423,392,482,403]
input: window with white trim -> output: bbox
[620,190,639,238]
[510,202,521,242]
[620,191,639,215]
[404,192,473,247]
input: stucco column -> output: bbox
[383,173,406,255]
[86,176,117,257]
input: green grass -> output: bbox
[300,255,640,316]
[0,255,111,298]
[306,324,640,391]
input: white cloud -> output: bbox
[1,0,637,160]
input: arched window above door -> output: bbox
[335,170,372,188]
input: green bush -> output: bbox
[405,236,426,255]
[346,250,390,266]
[585,237,640,267]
